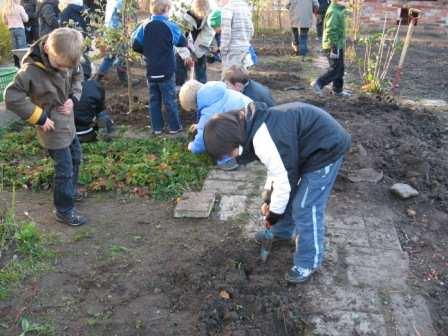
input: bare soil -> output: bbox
[0,30,447,335]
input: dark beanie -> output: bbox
[203,109,246,161]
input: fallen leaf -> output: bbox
[219,289,231,300]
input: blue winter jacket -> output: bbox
[132,15,187,82]
[191,81,252,154]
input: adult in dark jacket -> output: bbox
[21,0,39,43]
[37,0,60,37]
[223,65,276,107]
[74,78,116,142]
[203,102,351,283]
[316,0,330,41]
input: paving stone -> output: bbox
[348,168,383,183]
[303,286,382,313]
[344,246,409,272]
[173,192,216,218]
[202,180,252,195]
[347,265,408,290]
[327,214,365,230]
[218,195,247,221]
[207,169,253,181]
[367,227,403,251]
[363,211,398,231]
[389,293,437,336]
[308,311,387,336]
[328,228,370,247]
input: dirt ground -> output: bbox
[1,30,447,335]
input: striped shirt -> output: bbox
[220,0,254,53]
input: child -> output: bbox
[219,0,254,71]
[286,0,319,56]
[223,65,276,107]
[203,102,351,283]
[21,0,39,44]
[74,76,116,142]
[312,0,350,97]
[181,0,215,83]
[1,0,29,67]
[5,27,87,226]
[37,0,60,37]
[132,0,189,135]
[316,0,330,42]
[179,79,252,170]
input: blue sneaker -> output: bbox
[285,266,316,284]
[216,158,239,171]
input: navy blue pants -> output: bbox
[48,136,82,215]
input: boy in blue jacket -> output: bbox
[132,0,189,135]
[179,79,252,170]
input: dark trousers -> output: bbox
[317,49,345,93]
[291,27,309,56]
[316,15,325,39]
[195,56,207,83]
[48,136,82,215]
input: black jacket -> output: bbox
[243,80,276,108]
[60,4,87,32]
[74,79,105,131]
[21,0,38,19]
[238,102,351,214]
[38,0,60,37]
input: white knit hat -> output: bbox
[179,80,204,112]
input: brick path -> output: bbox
[175,162,437,335]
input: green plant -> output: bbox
[19,317,54,336]
[358,17,402,94]
[0,19,11,64]
[0,191,54,299]
[0,128,212,200]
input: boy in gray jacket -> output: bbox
[5,28,87,226]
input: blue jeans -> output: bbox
[48,136,82,215]
[270,157,343,269]
[148,75,181,132]
[9,27,27,67]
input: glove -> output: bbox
[265,211,282,227]
[330,47,340,59]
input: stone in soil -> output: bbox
[174,192,216,218]
[347,168,383,183]
[390,183,419,199]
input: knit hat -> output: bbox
[209,9,221,28]
[179,80,204,112]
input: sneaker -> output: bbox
[74,191,84,202]
[334,90,352,97]
[216,160,239,171]
[284,266,316,284]
[153,130,163,136]
[56,210,88,227]
[254,230,292,245]
[168,128,183,135]
[311,80,324,97]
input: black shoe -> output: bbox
[56,210,87,226]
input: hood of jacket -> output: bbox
[37,0,59,12]
[22,36,56,71]
[197,81,229,110]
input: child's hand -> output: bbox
[189,124,197,133]
[260,202,270,216]
[56,99,74,115]
[184,57,194,69]
[39,118,55,132]
[330,47,340,59]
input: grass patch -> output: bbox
[19,317,55,336]
[0,127,212,200]
[0,197,55,300]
